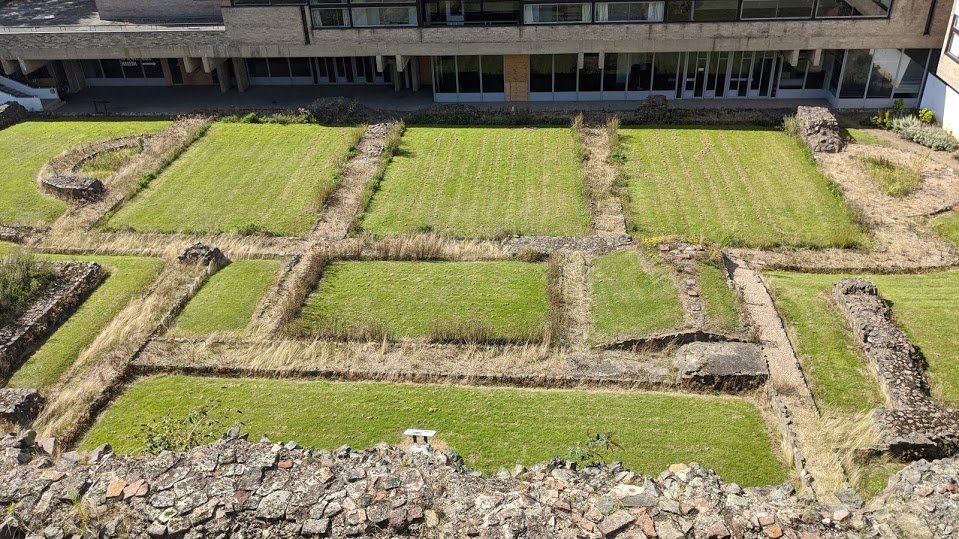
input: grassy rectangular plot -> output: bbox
[0,119,170,227]
[933,211,959,248]
[81,376,787,486]
[360,126,591,238]
[698,262,743,335]
[620,126,865,248]
[7,254,164,389]
[106,123,360,236]
[590,250,684,341]
[171,259,281,336]
[301,261,549,342]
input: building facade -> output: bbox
[0,0,952,107]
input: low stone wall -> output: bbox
[40,175,104,202]
[0,262,106,381]
[795,106,844,153]
[833,278,959,459]
[0,102,27,130]
[1,434,957,538]
[38,135,148,202]
[674,341,768,391]
[0,388,43,427]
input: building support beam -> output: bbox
[60,60,87,93]
[375,55,385,74]
[232,57,250,93]
[410,55,420,92]
[182,57,202,73]
[1,58,20,76]
[215,62,230,93]
[811,49,824,68]
[202,57,226,74]
[787,49,801,67]
[395,55,409,72]
[393,59,403,92]
[18,58,48,75]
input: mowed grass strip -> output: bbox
[301,261,549,342]
[81,376,787,486]
[107,123,359,236]
[7,254,164,389]
[621,126,865,248]
[933,211,959,248]
[768,270,959,409]
[590,251,684,341]
[698,262,743,335]
[0,119,170,227]
[360,127,591,238]
[171,259,281,336]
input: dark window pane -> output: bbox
[579,53,601,92]
[290,57,312,77]
[826,50,844,95]
[101,59,123,78]
[603,53,628,92]
[435,56,457,93]
[866,49,898,99]
[247,58,269,78]
[779,57,806,89]
[120,60,143,78]
[81,60,103,78]
[530,54,553,92]
[839,49,871,98]
[141,59,164,78]
[816,0,887,17]
[894,49,928,98]
[554,53,577,91]
[457,55,481,93]
[805,65,825,89]
[313,8,348,26]
[268,58,291,77]
[481,55,504,93]
[652,52,679,91]
[628,52,652,91]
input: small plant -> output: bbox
[918,108,936,124]
[859,155,924,197]
[235,222,268,236]
[782,114,801,138]
[0,251,56,326]
[141,403,227,454]
[565,432,623,465]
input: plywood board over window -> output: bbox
[505,55,529,101]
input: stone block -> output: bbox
[674,342,768,390]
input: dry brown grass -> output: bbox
[40,230,300,260]
[34,261,209,442]
[339,234,506,261]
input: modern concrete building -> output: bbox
[0,0,951,108]
[921,0,959,132]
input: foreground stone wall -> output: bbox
[0,262,106,381]
[833,278,959,459]
[0,434,957,538]
[0,102,27,131]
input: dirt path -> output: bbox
[580,125,628,237]
[726,255,848,501]
[557,252,592,351]
[309,122,395,242]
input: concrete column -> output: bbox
[202,57,226,74]
[215,63,231,93]
[1,58,20,76]
[232,58,250,92]
[410,55,420,92]
[392,60,402,91]
[183,57,202,74]
[61,60,87,93]
[18,59,48,75]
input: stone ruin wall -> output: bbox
[0,432,957,539]
[794,106,845,153]
[0,102,27,131]
[0,262,106,382]
[833,278,959,459]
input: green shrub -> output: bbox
[919,108,936,124]
[0,251,56,325]
[141,404,227,454]
[913,126,958,151]
[890,115,922,138]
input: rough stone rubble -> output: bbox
[0,433,957,538]
[833,278,959,459]
[794,106,844,153]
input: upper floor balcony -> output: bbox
[227,0,893,29]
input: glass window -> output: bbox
[524,3,591,23]
[666,0,737,21]
[579,53,602,92]
[457,55,481,93]
[866,49,901,99]
[816,0,889,18]
[100,59,123,78]
[435,56,457,93]
[839,49,872,99]
[554,54,578,91]
[81,60,103,79]
[595,1,664,21]
[603,53,628,92]
[741,0,813,18]
[652,52,679,91]
[268,58,291,77]
[481,55,505,93]
[949,16,959,59]
[290,57,313,77]
[530,54,553,92]
[351,6,417,26]
[805,63,825,90]
[120,60,143,79]
[247,58,270,78]
[313,8,349,26]
[893,49,928,98]
[628,52,652,91]
[779,56,807,90]
[141,59,164,78]
[826,50,843,96]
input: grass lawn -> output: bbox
[301,261,549,342]
[7,254,164,389]
[81,376,787,486]
[590,251,684,341]
[360,127,591,238]
[106,123,359,236]
[0,119,170,227]
[698,262,743,335]
[933,211,959,248]
[767,270,959,410]
[620,126,865,248]
[171,259,280,336]
[846,128,893,148]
